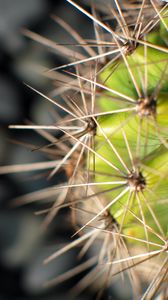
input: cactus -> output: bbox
[1,0,168,299]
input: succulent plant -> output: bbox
[1,0,168,299]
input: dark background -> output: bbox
[0,1,125,299]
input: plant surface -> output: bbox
[1,0,168,299]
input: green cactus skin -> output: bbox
[85,3,168,297]
[93,17,168,246]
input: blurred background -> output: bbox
[0,1,125,299]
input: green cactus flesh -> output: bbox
[90,17,168,249]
